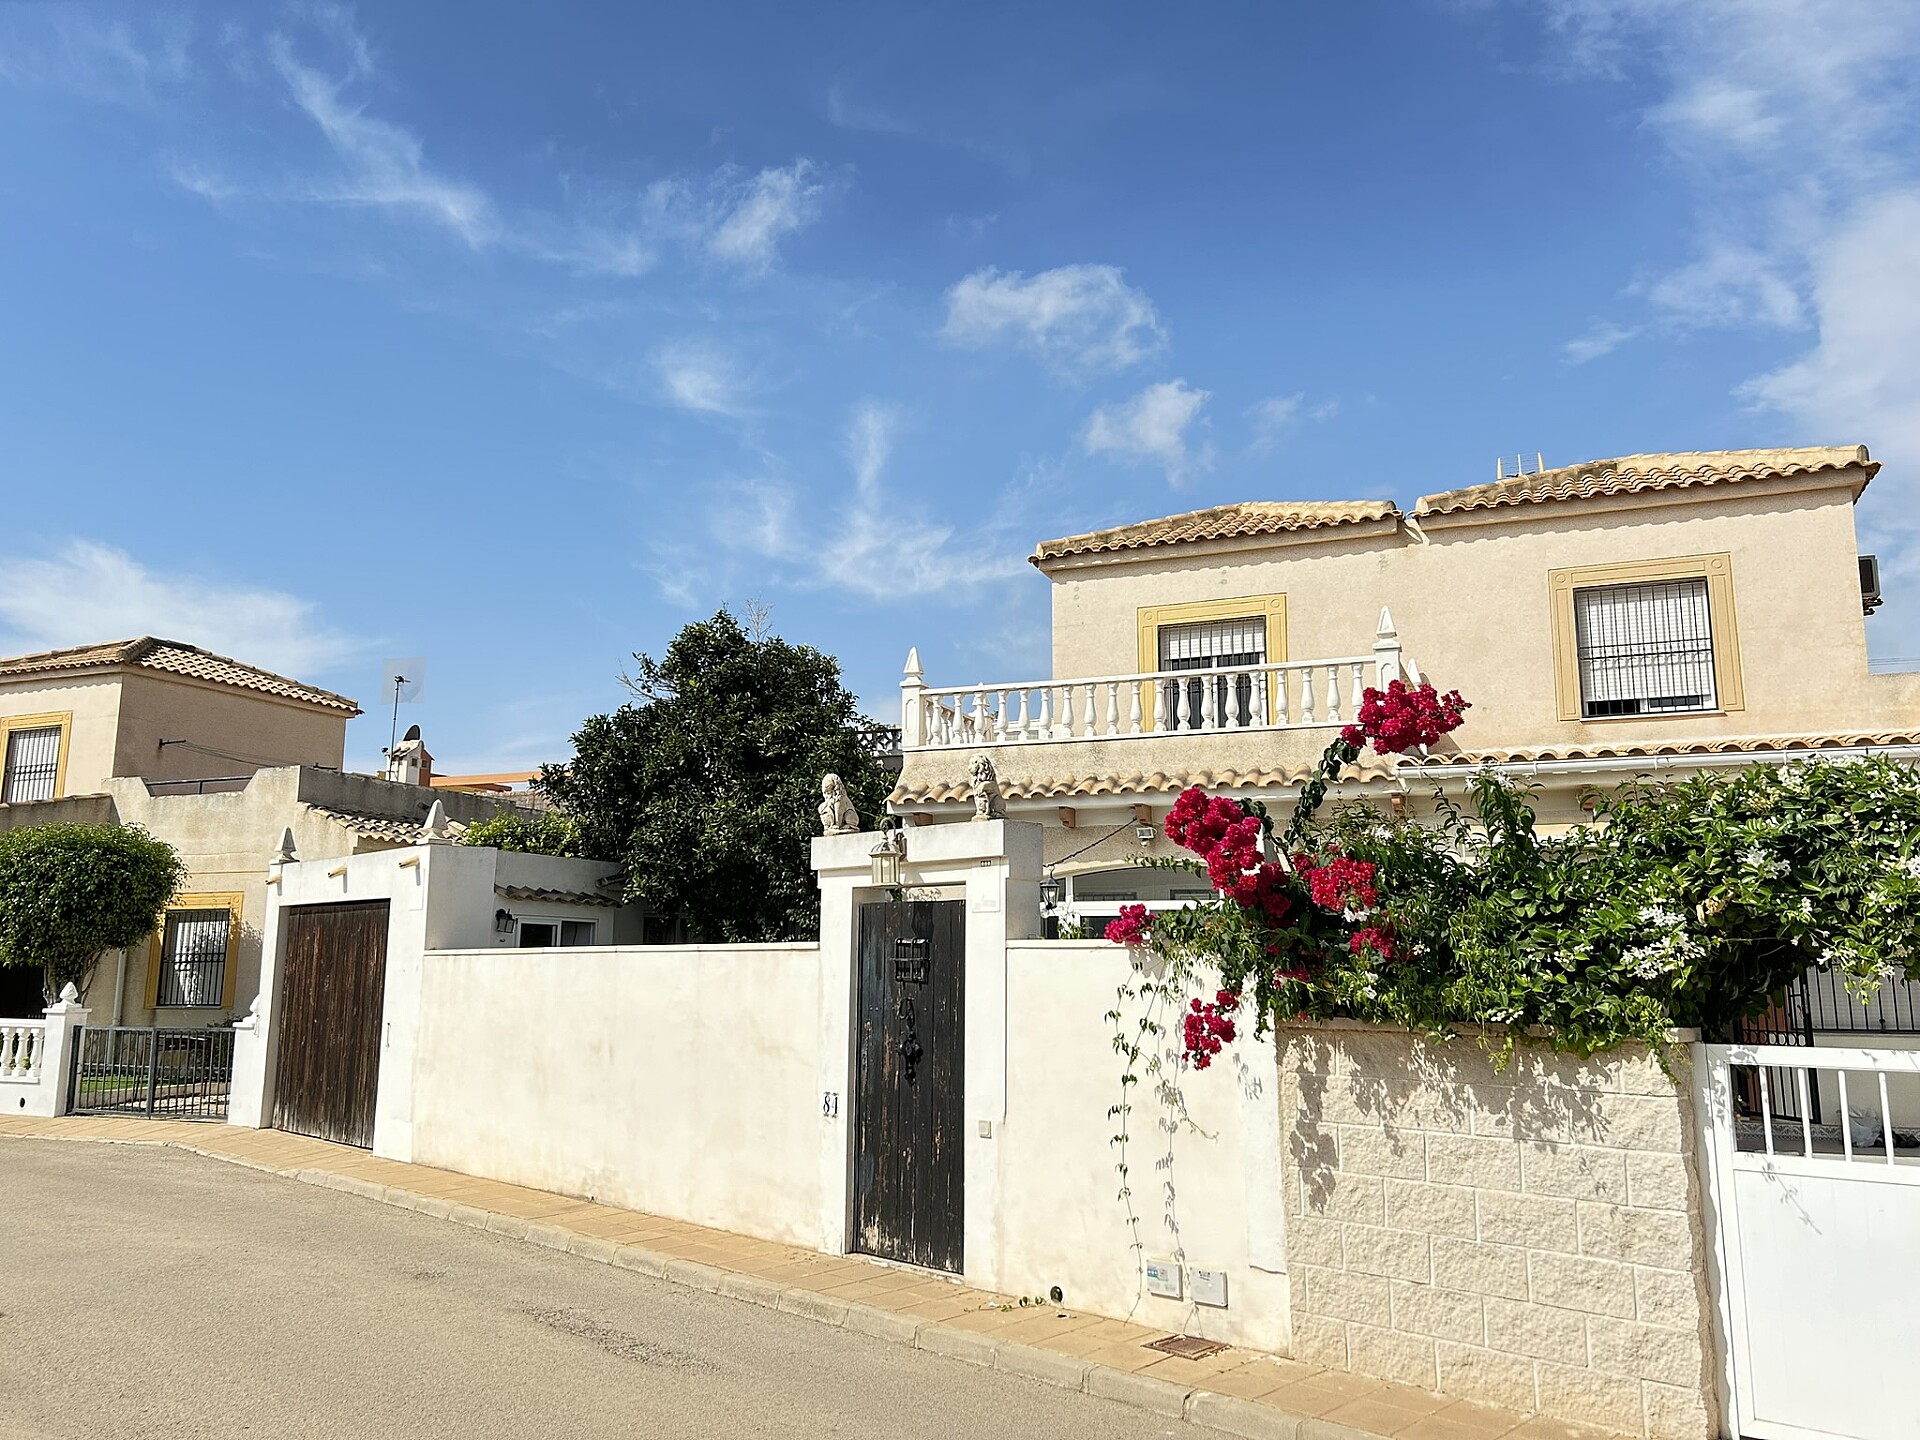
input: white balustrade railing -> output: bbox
[900,608,1417,752]
[0,1020,46,1084]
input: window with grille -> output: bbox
[2,726,61,804]
[1573,578,1718,717]
[1157,616,1267,729]
[156,908,231,1008]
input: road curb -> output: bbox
[1,1129,1398,1440]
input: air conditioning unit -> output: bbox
[1861,555,1884,615]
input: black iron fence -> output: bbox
[1729,965,1920,1126]
[69,1027,234,1121]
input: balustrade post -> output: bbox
[1128,682,1143,735]
[900,648,927,749]
[1083,683,1098,738]
[1104,683,1119,737]
[1325,669,1341,724]
[1300,666,1315,724]
[1373,607,1403,690]
[1202,674,1218,731]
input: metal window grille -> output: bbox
[2,725,60,803]
[156,909,230,1008]
[1573,579,1716,717]
[1158,616,1267,729]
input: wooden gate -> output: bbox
[852,900,964,1273]
[272,900,390,1149]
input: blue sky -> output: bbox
[1,1,1916,773]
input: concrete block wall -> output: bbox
[1276,1022,1719,1440]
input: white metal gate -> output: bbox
[1697,1042,1920,1440]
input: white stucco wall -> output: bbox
[993,940,1291,1350]
[402,943,827,1246]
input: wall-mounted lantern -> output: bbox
[869,827,906,888]
[1039,870,1064,913]
[1133,804,1156,847]
[493,908,517,935]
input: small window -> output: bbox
[156,908,231,1008]
[1573,578,1718,717]
[2,725,61,804]
[1157,616,1267,729]
[560,920,595,946]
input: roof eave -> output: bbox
[1029,513,1406,574]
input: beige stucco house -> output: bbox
[889,445,1920,923]
[0,638,622,1026]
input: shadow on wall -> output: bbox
[1286,1030,1633,1214]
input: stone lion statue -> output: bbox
[970,753,1005,822]
[818,773,861,835]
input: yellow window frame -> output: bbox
[144,892,245,1012]
[1135,593,1289,731]
[0,711,72,802]
[1549,552,1744,722]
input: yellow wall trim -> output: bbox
[1135,593,1289,730]
[1548,552,1744,722]
[144,892,246,1012]
[0,710,72,801]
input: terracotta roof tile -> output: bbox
[309,807,462,844]
[1407,731,1920,767]
[0,637,359,714]
[1032,500,1401,564]
[890,762,1396,806]
[1414,446,1875,519]
[495,884,622,908]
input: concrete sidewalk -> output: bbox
[0,1115,1604,1440]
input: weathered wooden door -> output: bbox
[272,900,390,1149]
[852,900,964,1272]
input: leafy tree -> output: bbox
[460,809,593,858]
[540,610,895,942]
[0,824,186,1003]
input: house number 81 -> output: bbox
[822,1091,839,1118]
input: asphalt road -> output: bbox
[0,1140,1205,1440]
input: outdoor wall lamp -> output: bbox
[493,908,516,935]
[1134,822,1157,846]
[869,827,906,887]
[1039,871,1064,912]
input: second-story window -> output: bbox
[1573,577,1718,717]
[2,725,61,803]
[1158,616,1267,729]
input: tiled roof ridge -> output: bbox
[1413,445,1875,518]
[1032,499,1401,563]
[0,635,359,714]
[1408,729,1920,766]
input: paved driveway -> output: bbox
[0,1140,1203,1439]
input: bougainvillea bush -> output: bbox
[1108,679,1920,1066]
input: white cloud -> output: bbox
[1740,189,1920,607]
[1082,380,1212,484]
[0,541,358,680]
[266,33,497,247]
[1246,392,1340,453]
[0,10,193,104]
[684,405,1028,603]
[707,161,826,273]
[1562,320,1640,364]
[652,342,748,416]
[1531,0,1920,635]
[942,264,1164,377]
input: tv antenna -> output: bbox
[380,657,425,755]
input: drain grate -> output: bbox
[1145,1333,1228,1361]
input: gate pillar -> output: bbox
[27,986,89,1118]
[811,819,1044,1273]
